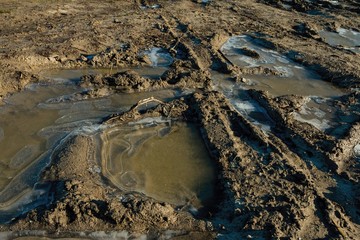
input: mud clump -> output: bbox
[294,22,322,40]
[81,44,143,68]
[79,64,211,99]
[237,47,261,59]
[81,70,155,93]
[161,61,211,87]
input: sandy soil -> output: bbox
[0,0,359,239]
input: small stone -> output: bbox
[113,18,121,23]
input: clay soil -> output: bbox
[0,0,359,239]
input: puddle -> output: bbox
[99,120,216,210]
[213,35,353,135]
[40,66,168,83]
[220,35,345,97]
[0,230,147,240]
[0,70,187,223]
[241,73,344,97]
[142,47,173,67]
[319,28,360,53]
[293,96,360,137]
[293,97,334,131]
[212,72,274,132]
[42,48,173,82]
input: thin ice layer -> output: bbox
[220,35,344,97]
[0,69,181,223]
[100,120,216,209]
[9,145,40,170]
[144,48,173,67]
[319,28,360,53]
[212,73,274,132]
[292,96,360,136]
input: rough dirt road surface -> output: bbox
[0,0,359,239]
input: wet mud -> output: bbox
[0,0,359,239]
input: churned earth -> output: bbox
[0,0,359,239]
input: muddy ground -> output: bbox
[0,0,359,239]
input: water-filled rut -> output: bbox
[100,120,216,209]
[0,68,214,223]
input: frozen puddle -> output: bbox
[142,47,173,67]
[99,119,216,209]
[0,230,147,240]
[43,48,173,82]
[0,69,187,223]
[42,67,167,83]
[293,96,360,137]
[212,72,274,132]
[220,35,345,97]
[215,35,349,134]
[319,28,360,53]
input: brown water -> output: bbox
[40,65,169,82]
[219,35,345,97]
[0,68,191,223]
[1,230,147,240]
[243,73,344,97]
[214,35,348,133]
[0,84,74,213]
[100,120,216,209]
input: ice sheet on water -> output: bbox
[319,28,360,53]
[0,70,185,224]
[219,35,345,97]
[100,121,215,208]
[293,114,332,131]
[221,35,312,78]
[293,97,333,131]
[128,117,171,126]
[231,97,273,132]
[0,184,51,224]
[38,120,97,148]
[144,47,173,67]
[9,145,40,170]
[55,110,117,124]
[212,75,274,132]
[0,151,52,223]
[292,95,360,137]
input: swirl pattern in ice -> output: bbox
[100,119,216,209]
[0,69,181,223]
